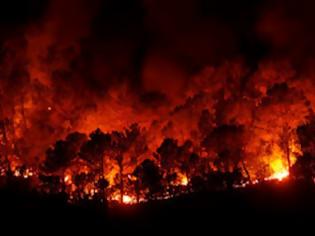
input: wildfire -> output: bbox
[268,170,289,181]
[122,195,133,204]
[64,174,72,185]
[173,172,189,186]
[266,159,289,181]
[23,168,34,179]
[111,192,137,205]
[180,175,188,186]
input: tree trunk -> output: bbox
[1,120,10,175]
[241,160,251,184]
[101,154,106,204]
[283,123,291,171]
[119,166,124,203]
[117,155,124,204]
[286,142,291,172]
[135,180,140,204]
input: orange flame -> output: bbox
[122,195,133,204]
[266,159,289,181]
[180,174,188,186]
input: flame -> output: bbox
[267,159,289,181]
[64,174,72,185]
[111,192,137,205]
[23,168,34,179]
[259,143,298,182]
[83,183,98,197]
[268,170,289,181]
[180,175,188,186]
[173,171,189,186]
[122,195,133,204]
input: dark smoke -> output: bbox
[1,0,315,163]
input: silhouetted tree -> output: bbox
[96,176,109,205]
[157,139,192,174]
[291,153,315,183]
[297,120,315,157]
[255,83,311,170]
[128,127,148,165]
[292,120,315,183]
[202,125,246,172]
[0,119,15,176]
[79,129,111,165]
[108,124,141,203]
[39,174,63,194]
[133,159,162,201]
[78,129,112,202]
[177,140,193,179]
[224,167,244,189]
[187,153,199,175]
[44,132,87,172]
[156,138,179,174]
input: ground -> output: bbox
[0,178,314,234]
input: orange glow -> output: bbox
[111,192,137,205]
[173,172,189,186]
[267,170,289,181]
[1,4,314,208]
[23,168,34,179]
[122,195,133,204]
[64,174,72,185]
[180,175,188,186]
[266,159,289,181]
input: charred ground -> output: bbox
[0,178,314,233]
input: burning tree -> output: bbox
[291,119,315,182]
[202,125,246,171]
[133,159,163,202]
[79,129,111,172]
[79,129,111,202]
[44,132,88,173]
[0,119,14,176]
[253,83,311,173]
[297,119,315,157]
[201,124,248,188]
[41,132,88,196]
[106,124,143,203]
[156,138,193,188]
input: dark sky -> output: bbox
[0,0,265,63]
[0,0,315,96]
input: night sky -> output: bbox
[1,0,314,93]
[0,0,315,137]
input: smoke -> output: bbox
[0,0,315,171]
